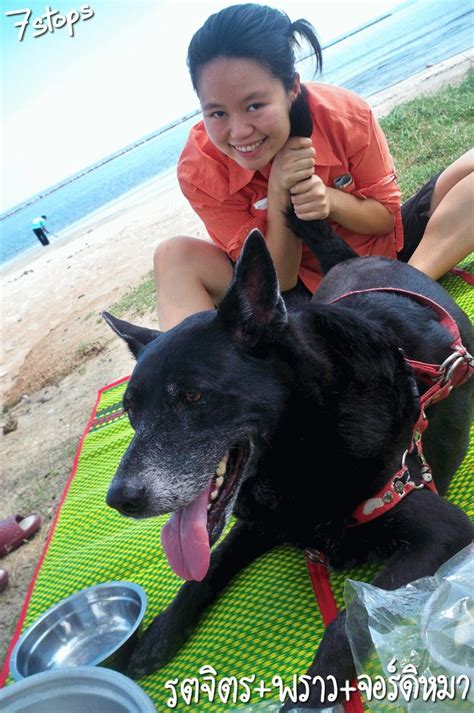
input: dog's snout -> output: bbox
[106,481,146,516]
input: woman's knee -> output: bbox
[442,149,474,185]
[153,236,200,278]
[153,236,233,301]
[431,149,474,214]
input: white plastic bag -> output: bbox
[345,544,473,711]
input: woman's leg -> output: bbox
[154,236,234,331]
[407,150,474,279]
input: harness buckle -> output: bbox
[436,347,474,387]
[305,548,326,564]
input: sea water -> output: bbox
[0,115,197,264]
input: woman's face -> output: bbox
[197,57,300,171]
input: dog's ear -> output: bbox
[218,230,287,344]
[102,311,161,359]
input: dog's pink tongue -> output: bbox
[161,484,210,581]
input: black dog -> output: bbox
[103,223,472,708]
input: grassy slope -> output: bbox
[381,73,473,199]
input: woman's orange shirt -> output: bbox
[178,82,403,293]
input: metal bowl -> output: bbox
[0,666,156,712]
[9,581,147,681]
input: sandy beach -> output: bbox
[1,50,472,664]
[1,170,205,403]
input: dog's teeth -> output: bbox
[216,452,229,476]
[215,475,224,489]
[210,489,219,501]
[207,503,212,511]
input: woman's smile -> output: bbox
[230,137,267,156]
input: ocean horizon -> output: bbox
[1,0,471,266]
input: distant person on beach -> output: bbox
[31,215,51,246]
[154,3,473,330]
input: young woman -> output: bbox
[155,3,473,331]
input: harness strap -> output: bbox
[305,549,364,713]
[330,287,473,390]
[349,460,438,527]
[330,287,460,340]
[329,287,473,526]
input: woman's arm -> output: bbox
[265,137,315,290]
[290,175,395,234]
[265,180,302,291]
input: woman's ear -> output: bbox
[290,73,301,102]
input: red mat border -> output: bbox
[0,375,130,686]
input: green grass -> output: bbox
[109,271,156,318]
[380,73,473,199]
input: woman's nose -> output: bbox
[228,115,253,141]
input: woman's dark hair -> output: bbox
[187,3,322,93]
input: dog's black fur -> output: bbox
[103,214,473,707]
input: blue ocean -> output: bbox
[1,0,472,265]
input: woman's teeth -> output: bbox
[233,139,264,153]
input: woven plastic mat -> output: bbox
[2,266,472,711]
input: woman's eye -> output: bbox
[247,103,263,112]
[181,391,202,404]
[209,110,226,118]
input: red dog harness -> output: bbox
[304,288,472,713]
[330,288,474,526]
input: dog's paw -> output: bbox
[127,610,185,679]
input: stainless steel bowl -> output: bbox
[9,581,147,680]
[0,666,156,712]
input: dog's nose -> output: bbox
[106,481,146,515]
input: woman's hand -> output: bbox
[290,174,331,221]
[269,137,316,196]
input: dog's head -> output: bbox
[103,230,290,580]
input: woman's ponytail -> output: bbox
[290,18,323,75]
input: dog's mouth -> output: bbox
[207,443,248,540]
[161,442,249,582]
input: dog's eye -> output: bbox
[181,391,202,404]
[122,402,135,425]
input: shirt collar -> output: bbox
[227,158,260,196]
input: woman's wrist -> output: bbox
[268,175,291,209]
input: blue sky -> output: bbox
[1,0,404,211]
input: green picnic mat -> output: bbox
[3,265,473,712]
